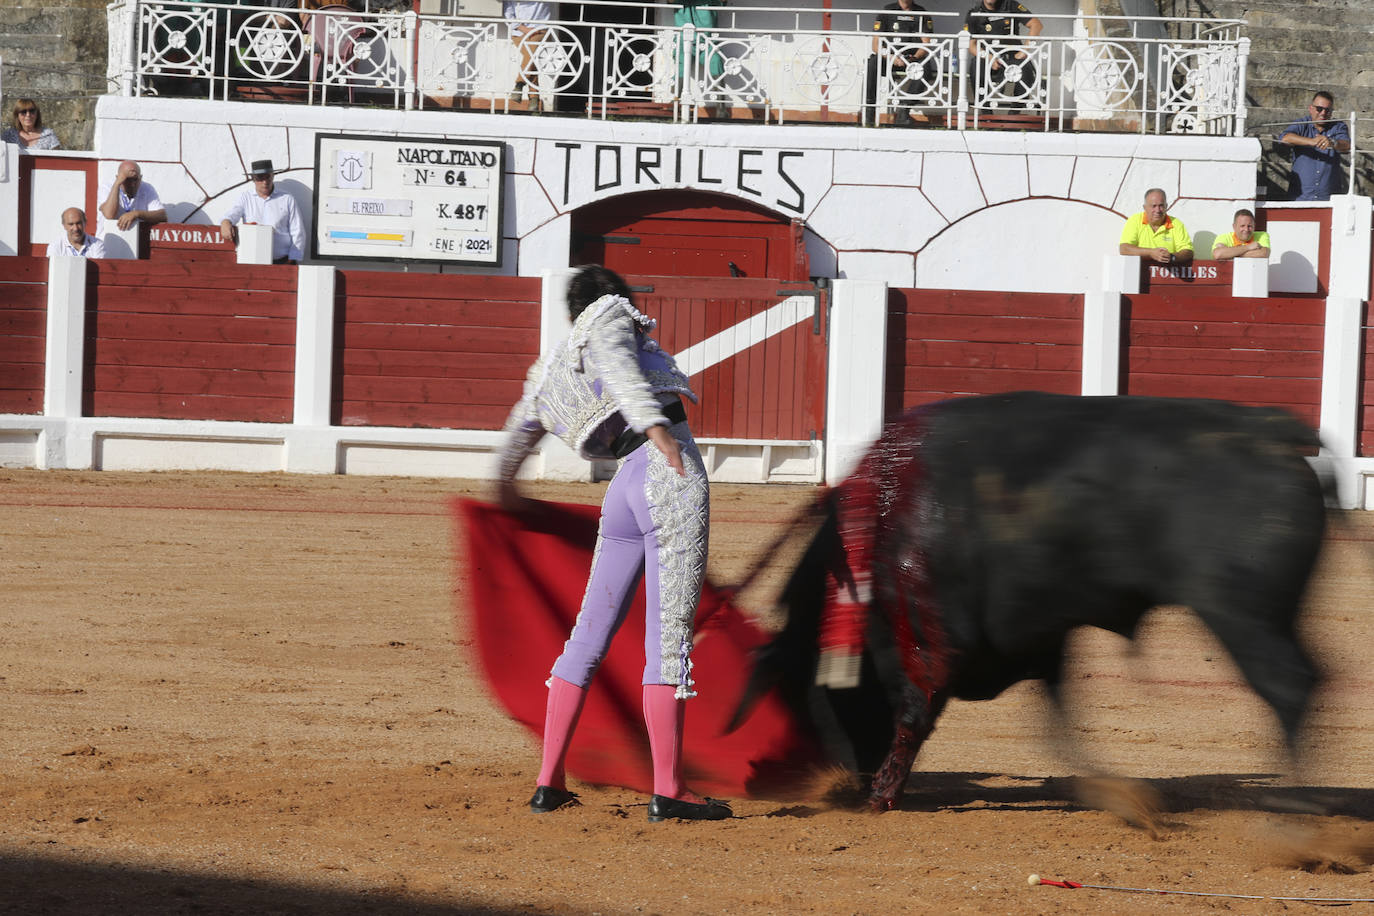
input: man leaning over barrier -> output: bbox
[1118,188,1193,267]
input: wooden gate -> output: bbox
[0,257,48,415]
[626,275,827,442]
[573,191,810,281]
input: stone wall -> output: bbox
[0,0,109,150]
[1161,0,1374,199]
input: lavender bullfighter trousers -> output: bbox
[550,421,709,699]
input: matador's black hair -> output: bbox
[567,265,633,321]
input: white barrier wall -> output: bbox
[92,95,1270,292]
[7,228,1374,503]
[0,143,18,256]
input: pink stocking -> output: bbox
[537,676,587,790]
[642,684,695,800]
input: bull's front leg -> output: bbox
[868,688,945,811]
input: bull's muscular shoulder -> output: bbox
[901,392,1321,535]
[913,392,1316,458]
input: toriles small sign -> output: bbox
[311,133,504,267]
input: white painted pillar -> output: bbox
[1327,195,1372,302]
[1319,295,1364,509]
[524,268,584,481]
[1230,258,1269,298]
[825,279,888,484]
[236,224,274,265]
[1081,290,1122,396]
[1101,254,1140,294]
[0,143,16,256]
[293,265,336,426]
[1319,296,1362,459]
[285,265,338,474]
[101,223,143,260]
[44,256,87,418]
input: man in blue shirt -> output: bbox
[1279,91,1351,201]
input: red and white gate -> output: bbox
[629,275,827,481]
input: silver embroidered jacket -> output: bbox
[497,294,697,481]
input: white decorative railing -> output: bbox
[104,0,1249,135]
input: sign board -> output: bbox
[311,133,504,267]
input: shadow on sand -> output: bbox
[0,852,590,916]
[892,771,1374,819]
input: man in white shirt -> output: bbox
[49,208,106,259]
[98,160,167,231]
[219,159,305,264]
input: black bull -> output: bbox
[732,392,1330,811]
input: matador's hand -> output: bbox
[647,425,685,477]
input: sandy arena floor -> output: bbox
[2,469,1373,915]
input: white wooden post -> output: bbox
[44,255,87,419]
[1230,257,1269,298]
[825,279,888,484]
[1081,290,1122,396]
[1101,254,1140,294]
[1319,295,1363,509]
[236,223,274,265]
[293,265,335,427]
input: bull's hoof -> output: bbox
[1268,822,1374,874]
[867,793,898,813]
[1074,776,1165,837]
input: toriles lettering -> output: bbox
[555,142,809,214]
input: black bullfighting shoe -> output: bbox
[647,794,732,822]
[528,786,579,813]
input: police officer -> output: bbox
[866,0,936,124]
[964,0,1043,108]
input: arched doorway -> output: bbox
[570,190,809,280]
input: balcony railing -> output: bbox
[106,0,1249,135]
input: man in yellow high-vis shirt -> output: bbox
[1119,188,1193,266]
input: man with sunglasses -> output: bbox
[1279,91,1351,202]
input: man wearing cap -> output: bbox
[49,207,106,259]
[1118,187,1193,266]
[219,159,305,265]
[98,160,167,231]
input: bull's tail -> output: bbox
[725,495,840,734]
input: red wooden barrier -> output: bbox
[885,288,1083,414]
[0,257,49,415]
[1122,291,1324,430]
[631,276,825,440]
[334,272,541,429]
[85,260,297,422]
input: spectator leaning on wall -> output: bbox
[1278,91,1351,202]
[1212,209,1270,261]
[99,160,168,231]
[1118,188,1193,266]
